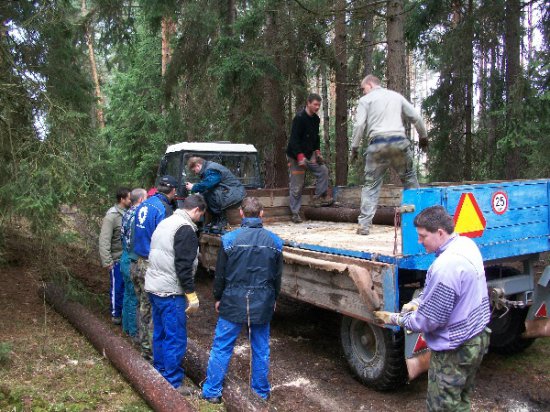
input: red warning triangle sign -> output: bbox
[453,193,487,238]
[413,334,428,353]
[535,303,547,318]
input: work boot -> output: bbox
[291,213,303,224]
[201,394,222,404]
[177,384,198,396]
[356,227,370,236]
[311,196,334,208]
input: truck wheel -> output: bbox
[488,307,535,355]
[485,266,535,355]
[340,316,407,390]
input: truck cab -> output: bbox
[156,141,262,206]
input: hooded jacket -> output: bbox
[98,204,126,267]
[214,217,283,324]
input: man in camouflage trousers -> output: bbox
[120,188,147,337]
[350,75,428,235]
[374,206,491,411]
[132,176,177,359]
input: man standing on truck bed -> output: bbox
[99,187,131,325]
[132,175,177,360]
[350,75,428,235]
[286,93,333,224]
[374,206,491,411]
[185,156,246,231]
[201,197,283,404]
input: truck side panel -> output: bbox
[401,180,550,270]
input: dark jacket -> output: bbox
[194,161,246,215]
[286,109,321,160]
[214,217,284,324]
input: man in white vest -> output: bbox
[144,194,206,394]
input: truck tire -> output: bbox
[485,266,535,354]
[340,316,407,390]
[488,307,535,355]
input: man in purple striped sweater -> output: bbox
[375,206,491,411]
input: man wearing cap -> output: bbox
[132,175,178,359]
[145,194,206,394]
[99,187,131,325]
[350,74,428,235]
[286,93,333,224]
[185,157,246,231]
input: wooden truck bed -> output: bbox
[263,221,402,257]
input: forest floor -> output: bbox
[0,223,549,412]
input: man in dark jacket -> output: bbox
[185,157,246,230]
[201,197,284,403]
[286,93,332,223]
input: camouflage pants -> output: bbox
[131,258,153,358]
[427,328,491,412]
[358,136,419,230]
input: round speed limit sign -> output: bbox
[492,191,508,215]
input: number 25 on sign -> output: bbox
[492,191,509,215]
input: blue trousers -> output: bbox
[120,251,137,336]
[109,261,124,318]
[149,294,187,388]
[202,317,270,399]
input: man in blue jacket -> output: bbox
[132,175,177,360]
[201,197,283,404]
[185,156,246,231]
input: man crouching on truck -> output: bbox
[201,197,283,404]
[185,156,246,231]
[374,206,491,411]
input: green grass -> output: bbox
[492,338,550,378]
[0,342,11,365]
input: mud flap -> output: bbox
[405,330,431,380]
[403,288,431,380]
[523,265,550,338]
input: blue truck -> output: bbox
[158,142,550,390]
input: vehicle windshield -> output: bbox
[183,152,261,188]
[158,151,262,189]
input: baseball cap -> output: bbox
[158,175,178,188]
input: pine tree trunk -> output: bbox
[386,0,406,95]
[321,64,332,175]
[386,0,406,184]
[81,0,104,128]
[264,9,288,188]
[161,17,175,77]
[504,0,521,179]
[463,0,474,180]
[363,9,374,76]
[334,0,348,186]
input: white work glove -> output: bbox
[374,311,397,325]
[401,301,419,313]
[185,292,199,314]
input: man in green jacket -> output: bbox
[99,187,131,324]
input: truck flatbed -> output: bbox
[263,221,401,257]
